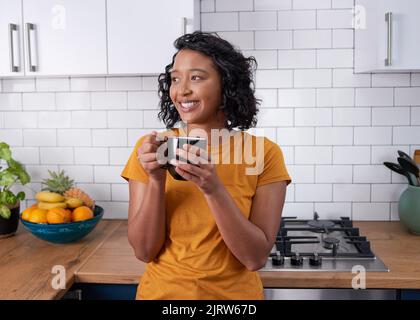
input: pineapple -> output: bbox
[64,188,95,209]
[41,169,74,194]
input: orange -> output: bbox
[47,208,71,224]
[72,206,93,222]
[28,208,48,224]
[21,204,38,221]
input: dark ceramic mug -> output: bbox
[160,136,207,181]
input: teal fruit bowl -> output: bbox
[20,205,104,244]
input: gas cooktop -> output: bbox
[260,213,389,272]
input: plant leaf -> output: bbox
[0,204,11,219]
[16,191,25,201]
[0,142,12,162]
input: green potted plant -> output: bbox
[0,142,31,238]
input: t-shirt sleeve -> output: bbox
[121,135,149,183]
[257,138,291,187]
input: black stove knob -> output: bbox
[272,251,284,266]
[309,253,322,266]
[290,253,303,266]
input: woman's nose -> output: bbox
[179,80,192,95]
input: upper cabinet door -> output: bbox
[107,0,200,75]
[22,0,107,76]
[0,0,25,77]
[355,0,420,73]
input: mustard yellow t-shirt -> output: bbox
[121,127,291,300]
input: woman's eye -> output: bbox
[171,77,179,83]
[191,75,201,81]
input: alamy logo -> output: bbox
[351,265,366,289]
[51,265,66,290]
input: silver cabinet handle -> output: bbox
[8,23,19,72]
[181,17,187,35]
[26,23,37,72]
[385,12,392,66]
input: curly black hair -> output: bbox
[157,31,260,131]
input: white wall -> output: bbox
[1,0,419,220]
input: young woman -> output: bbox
[121,31,291,300]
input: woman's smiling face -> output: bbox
[169,49,224,129]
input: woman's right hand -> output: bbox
[137,131,167,182]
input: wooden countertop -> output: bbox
[2,219,420,299]
[76,221,420,289]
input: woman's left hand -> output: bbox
[171,144,222,195]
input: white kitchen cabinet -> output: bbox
[107,0,200,75]
[0,0,25,76]
[22,0,107,76]
[355,0,420,73]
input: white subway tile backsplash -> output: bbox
[332,29,353,48]
[201,12,239,31]
[278,50,316,69]
[353,165,391,183]
[293,30,331,49]
[317,49,353,68]
[23,129,56,146]
[372,107,410,126]
[94,166,125,183]
[2,79,35,92]
[4,112,37,128]
[277,127,314,145]
[411,73,420,86]
[201,0,215,12]
[98,201,128,219]
[332,0,354,9]
[333,108,371,126]
[10,147,39,164]
[70,77,106,91]
[108,111,143,128]
[143,110,167,128]
[317,9,353,29]
[92,129,127,147]
[91,92,127,110]
[280,146,294,164]
[333,184,370,202]
[412,107,420,125]
[352,203,390,221]
[71,111,107,128]
[58,129,91,147]
[333,69,371,87]
[371,184,406,202]
[354,127,392,145]
[371,146,410,164]
[316,127,353,145]
[36,78,69,92]
[372,74,410,87]
[295,108,331,126]
[333,146,370,164]
[294,69,332,88]
[255,0,292,10]
[393,127,420,145]
[315,202,352,219]
[243,50,277,69]
[56,92,90,110]
[282,202,314,219]
[22,93,55,110]
[0,93,22,110]
[40,147,74,164]
[278,89,315,107]
[77,183,111,201]
[355,88,393,107]
[106,77,142,91]
[295,146,332,164]
[296,184,332,202]
[38,112,71,128]
[258,108,293,126]
[255,31,292,49]
[110,147,132,165]
[293,0,331,10]
[286,165,314,183]
[142,77,159,91]
[128,91,159,110]
[256,70,293,88]
[395,88,420,106]
[0,129,23,146]
[112,183,129,201]
[74,147,109,165]
[216,0,253,11]
[218,32,254,50]
[277,10,316,30]
[317,88,354,107]
[390,202,399,221]
[255,89,277,108]
[240,12,277,30]
[316,165,352,183]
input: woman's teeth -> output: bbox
[180,101,199,112]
